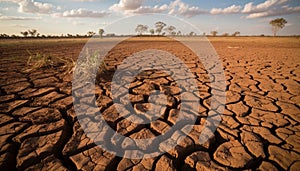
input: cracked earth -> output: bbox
[0,37,299,170]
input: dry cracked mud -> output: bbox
[0,37,299,170]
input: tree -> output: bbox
[87,31,96,37]
[222,33,229,37]
[211,31,218,36]
[164,25,176,35]
[232,31,240,36]
[155,21,166,35]
[28,29,37,37]
[149,29,155,35]
[99,28,105,38]
[21,31,29,37]
[189,31,195,36]
[177,31,182,36]
[269,18,287,36]
[135,24,148,35]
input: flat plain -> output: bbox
[0,37,299,170]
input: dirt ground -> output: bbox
[0,37,299,170]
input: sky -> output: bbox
[0,0,299,36]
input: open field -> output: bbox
[0,37,299,170]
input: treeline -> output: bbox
[0,29,105,39]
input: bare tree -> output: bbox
[269,18,287,36]
[99,28,105,38]
[135,24,148,35]
[155,21,166,35]
[211,31,218,36]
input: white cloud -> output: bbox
[132,4,168,14]
[57,8,109,18]
[210,5,241,15]
[0,0,56,14]
[168,0,207,18]
[242,0,287,13]
[109,0,144,12]
[109,0,206,17]
[0,15,40,20]
[245,5,300,18]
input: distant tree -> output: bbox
[203,32,206,36]
[222,33,229,37]
[28,29,37,37]
[269,18,287,36]
[99,28,105,38]
[177,30,182,36]
[0,34,9,38]
[155,21,166,35]
[232,31,240,36]
[149,29,155,35]
[21,31,29,37]
[164,25,176,35]
[211,31,218,36]
[135,24,148,35]
[189,31,195,36]
[87,31,96,37]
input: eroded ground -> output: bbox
[0,37,299,170]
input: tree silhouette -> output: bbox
[211,31,218,36]
[99,28,105,38]
[87,31,96,37]
[269,18,287,36]
[155,21,166,35]
[28,29,37,37]
[232,31,240,36]
[135,24,148,35]
[21,31,29,37]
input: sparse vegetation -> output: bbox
[24,50,75,74]
[24,51,54,73]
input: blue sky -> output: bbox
[0,0,299,36]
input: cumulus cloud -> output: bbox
[109,0,206,17]
[109,0,144,12]
[0,0,56,14]
[131,4,168,14]
[168,0,207,18]
[241,0,300,19]
[18,0,54,14]
[56,8,109,18]
[245,5,300,19]
[242,0,288,13]
[210,5,241,15]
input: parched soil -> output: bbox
[0,37,299,170]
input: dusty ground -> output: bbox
[0,37,299,170]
